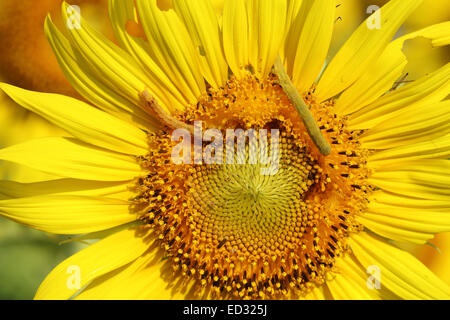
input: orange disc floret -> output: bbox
[134,74,373,299]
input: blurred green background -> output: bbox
[0,218,80,299]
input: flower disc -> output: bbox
[136,75,372,299]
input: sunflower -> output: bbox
[0,0,449,300]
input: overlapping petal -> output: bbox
[108,0,191,112]
[316,0,424,101]
[0,137,143,181]
[173,0,229,88]
[0,83,149,155]
[135,0,206,103]
[360,100,450,149]
[222,0,249,77]
[75,248,199,300]
[285,0,336,93]
[35,226,152,299]
[337,22,450,116]
[0,195,137,234]
[369,134,450,166]
[246,0,287,77]
[45,16,157,130]
[326,254,384,300]
[0,179,133,200]
[350,233,450,299]
[349,63,450,130]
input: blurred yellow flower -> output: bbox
[0,0,114,179]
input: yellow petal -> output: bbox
[58,3,173,122]
[35,227,151,299]
[135,0,206,103]
[369,180,450,201]
[369,134,450,166]
[108,0,187,112]
[326,254,383,300]
[60,3,156,107]
[0,179,133,200]
[0,83,148,156]
[316,0,424,101]
[338,22,450,116]
[173,0,228,88]
[369,159,450,200]
[360,101,450,149]
[0,137,142,181]
[246,0,287,77]
[350,232,450,299]
[372,159,450,180]
[397,21,450,47]
[283,0,311,76]
[222,0,249,77]
[349,62,450,130]
[358,211,450,244]
[362,160,450,244]
[75,249,199,299]
[334,45,406,115]
[0,161,61,185]
[370,190,450,211]
[284,0,303,38]
[289,0,336,93]
[45,16,156,130]
[0,195,137,234]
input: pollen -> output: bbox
[134,74,373,299]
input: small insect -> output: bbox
[391,73,413,91]
[217,239,227,249]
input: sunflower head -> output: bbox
[134,72,373,298]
